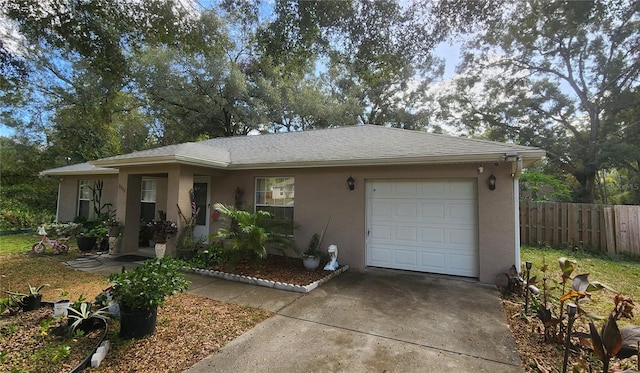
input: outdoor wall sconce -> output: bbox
[347,176,355,191]
[488,174,496,191]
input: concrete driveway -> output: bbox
[184,268,522,373]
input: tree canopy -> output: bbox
[1,0,639,227]
[432,0,640,203]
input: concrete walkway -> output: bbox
[76,255,522,372]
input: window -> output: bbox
[77,180,92,219]
[255,177,294,235]
[140,179,157,222]
[141,179,157,203]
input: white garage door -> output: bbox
[366,180,478,277]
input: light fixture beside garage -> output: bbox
[347,176,355,191]
[488,174,496,191]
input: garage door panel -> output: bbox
[447,180,476,196]
[420,203,445,219]
[395,182,419,197]
[371,201,392,217]
[370,225,392,240]
[395,203,418,218]
[370,246,391,265]
[419,252,446,270]
[396,226,417,242]
[395,249,418,266]
[450,255,477,277]
[367,180,478,277]
[449,203,476,223]
[420,182,446,197]
[449,228,475,245]
[421,227,445,244]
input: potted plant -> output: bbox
[76,221,108,252]
[302,233,323,270]
[67,302,110,335]
[4,284,49,311]
[147,220,178,244]
[108,257,190,339]
[105,218,123,238]
[94,287,119,318]
[53,290,71,317]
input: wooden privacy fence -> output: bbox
[519,201,640,256]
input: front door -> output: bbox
[193,177,210,242]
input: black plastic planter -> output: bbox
[77,236,97,252]
[21,294,41,311]
[119,306,158,339]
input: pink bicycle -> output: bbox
[31,226,70,255]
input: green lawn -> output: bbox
[520,246,640,325]
[0,233,40,255]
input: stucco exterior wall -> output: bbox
[53,162,518,284]
[55,175,118,222]
[210,162,517,284]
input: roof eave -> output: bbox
[91,155,230,169]
[228,150,547,170]
[40,168,119,176]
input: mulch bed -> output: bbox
[209,254,336,286]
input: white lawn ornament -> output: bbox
[324,244,339,271]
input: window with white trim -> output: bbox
[77,180,92,219]
[255,177,294,235]
[140,179,157,222]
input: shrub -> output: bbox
[108,257,190,311]
[210,203,296,268]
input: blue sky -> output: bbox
[0,42,462,138]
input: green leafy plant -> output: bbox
[0,296,21,315]
[67,302,110,335]
[3,283,49,299]
[108,257,190,311]
[303,233,322,258]
[91,179,115,222]
[70,294,88,310]
[210,203,296,268]
[534,257,615,342]
[51,345,71,363]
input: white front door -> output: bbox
[366,179,479,277]
[193,177,210,242]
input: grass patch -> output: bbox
[0,232,39,255]
[521,246,640,325]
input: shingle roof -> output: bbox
[42,125,545,175]
[39,162,118,176]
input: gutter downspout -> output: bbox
[512,158,523,271]
[55,178,62,222]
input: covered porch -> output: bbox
[113,165,216,257]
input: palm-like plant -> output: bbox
[211,203,295,267]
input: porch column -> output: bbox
[166,166,194,256]
[117,173,142,254]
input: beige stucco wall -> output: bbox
[55,175,119,222]
[54,162,518,284]
[210,162,517,284]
